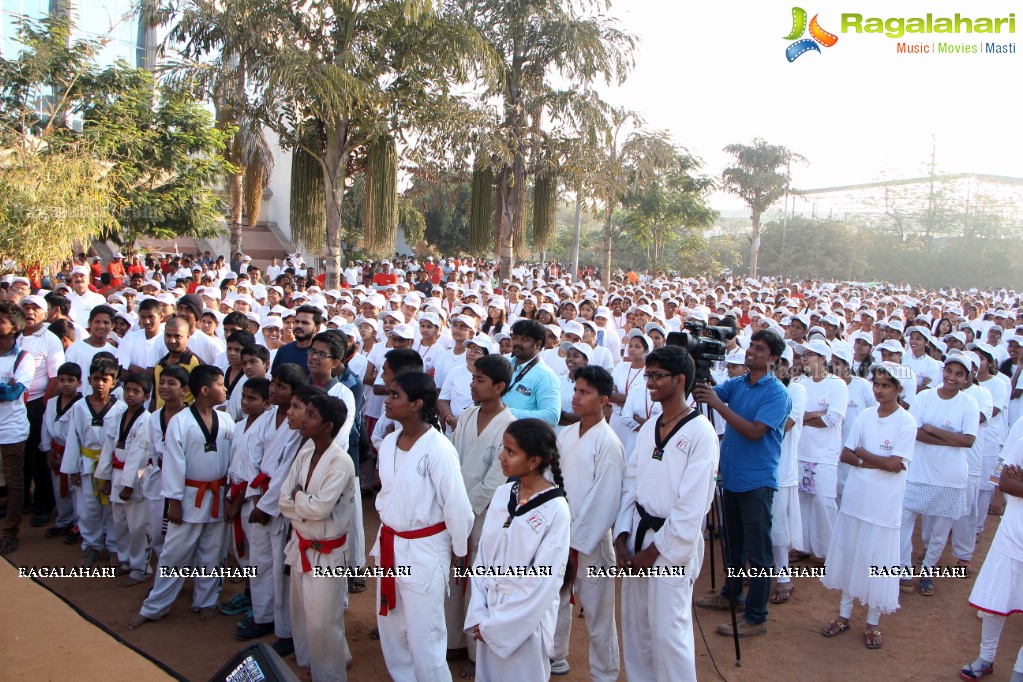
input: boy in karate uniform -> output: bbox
[129,364,234,628]
[552,365,625,680]
[221,377,271,618]
[142,365,190,560]
[237,363,306,654]
[614,346,720,682]
[280,393,357,682]
[39,363,84,541]
[61,354,121,567]
[96,373,154,585]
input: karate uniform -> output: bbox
[444,406,517,654]
[552,420,625,682]
[372,426,474,682]
[61,397,120,553]
[465,482,571,682]
[141,407,179,558]
[39,394,82,530]
[139,407,234,619]
[246,407,301,637]
[614,410,720,682]
[280,439,357,682]
[96,404,152,580]
[226,411,270,566]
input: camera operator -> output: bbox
[692,329,791,638]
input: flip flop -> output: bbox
[820,618,850,637]
[865,628,883,649]
[770,586,794,604]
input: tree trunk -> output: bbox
[602,207,613,285]
[571,191,582,283]
[229,170,243,257]
[749,211,761,278]
[495,156,525,282]
[323,132,348,289]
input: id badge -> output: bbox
[516,385,532,397]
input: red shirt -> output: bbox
[373,272,398,287]
[108,261,126,286]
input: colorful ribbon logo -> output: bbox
[785,7,838,62]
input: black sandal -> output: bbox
[0,537,19,555]
[348,577,366,593]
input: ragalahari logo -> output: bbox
[785,7,839,61]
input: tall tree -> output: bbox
[152,0,275,257]
[621,147,716,268]
[173,0,495,288]
[721,138,805,278]
[457,0,635,280]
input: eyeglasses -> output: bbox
[308,349,334,360]
[643,372,674,381]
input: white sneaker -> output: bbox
[550,659,570,675]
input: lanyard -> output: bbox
[509,356,540,390]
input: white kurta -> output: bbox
[373,426,474,682]
[466,482,570,682]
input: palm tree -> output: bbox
[722,138,806,278]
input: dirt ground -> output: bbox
[2,495,1023,682]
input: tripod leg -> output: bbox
[715,484,741,665]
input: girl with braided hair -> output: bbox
[372,371,474,681]
[464,418,571,681]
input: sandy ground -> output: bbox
[3,494,1023,681]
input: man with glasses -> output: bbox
[502,319,560,426]
[613,345,719,681]
[692,329,791,639]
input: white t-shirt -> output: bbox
[796,375,849,465]
[65,339,118,397]
[907,389,980,489]
[842,376,877,445]
[21,325,64,402]
[981,374,1010,454]
[540,348,568,378]
[841,406,917,528]
[0,346,37,443]
[963,383,993,478]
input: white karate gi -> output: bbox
[372,426,474,682]
[61,397,120,553]
[280,439,357,682]
[95,404,152,580]
[226,411,270,565]
[39,394,81,529]
[466,482,571,682]
[141,407,178,558]
[246,407,301,636]
[444,406,517,653]
[552,420,625,681]
[614,410,720,682]
[140,407,234,619]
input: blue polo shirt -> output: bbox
[502,355,561,426]
[713,372,791,493]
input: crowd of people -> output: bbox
[2,248,1023,681]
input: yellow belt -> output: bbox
[81,448,108,505]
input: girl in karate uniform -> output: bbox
[373,371,474,681]
[465,418,570,682]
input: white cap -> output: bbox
[560,341,593,362]
[383,310,406,324]
[355,316,379,333]
[869,361,912,388]
[263,316,283,330]
[450,314,478,329]
[466,334,494,353]
[562,320,585,338]
[830,342,854,366]
[19,294,47,310]
[944,352,972,372]
[794,338,832,362]
[725,347,746,365]
[403,294,421,309]
[876,339,905,355]
[419,312,441,327]
[391,323,416,340]
[594,306,613,320]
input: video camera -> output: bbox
[666,321,730,385]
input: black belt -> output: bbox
[635,502,666,555]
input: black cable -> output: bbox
[2,555,188,682]
[693,608,730,682]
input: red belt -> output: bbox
[378,521,446,616]
[185,477,227,518]
[295,530,347,573]
[53,443,69,498]
[112,455,125,470]
[228,482,248,558]
[250,472,271,494]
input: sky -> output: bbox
[600,1,1022,211]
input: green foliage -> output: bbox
[404,169,472,255]
[0,15,230,266]
[79,64,232,245]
